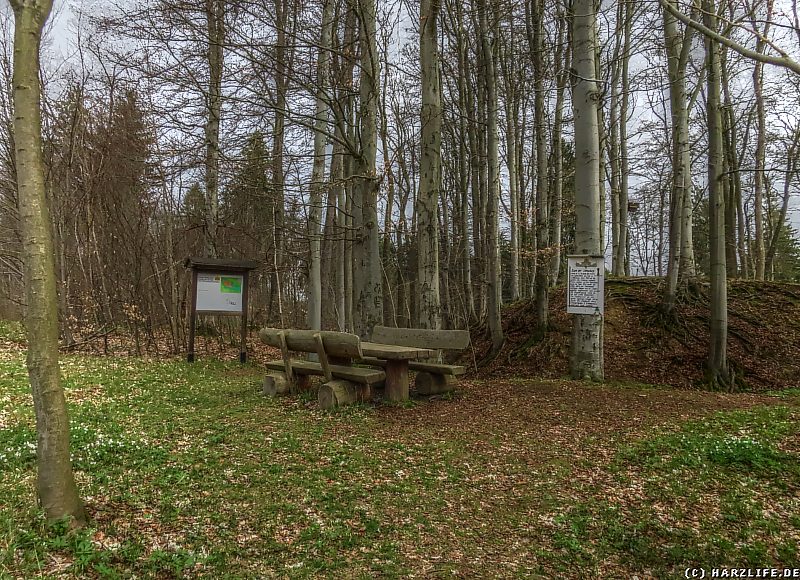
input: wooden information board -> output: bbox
[185,257,258,363]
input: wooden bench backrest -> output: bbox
[258,328,363,359]
[371,326,470,351]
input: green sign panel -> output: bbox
[220,276,242,294]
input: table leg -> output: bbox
[384,359,409,402]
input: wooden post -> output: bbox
[240,270,250,363]
[187,269,198,363]
[384,360,409,402]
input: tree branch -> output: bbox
[658,0,800,75]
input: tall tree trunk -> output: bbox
[569,0,603,381]
[550,2,569,286]
[663,0,694,309]
[608,2,623,277]
[11,0,86,525]
[478,0,504,354]
[416,0,442,329]
[500,17,519,302]
[504,90,520,302]
[270,0,289,324]
[204,0,223,258]
[352,0,382,338]
[467,40,485,319]
[453,1,475,321]
[751,0,773,280]
[720,47,740,278]
[530,0,549,336]
[308,0,334,331]
[617,0,632,276]
[330,137,347,330]
[704,0,730,388]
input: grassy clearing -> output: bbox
[0,325,798,577]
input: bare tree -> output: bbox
[10,0,85,524]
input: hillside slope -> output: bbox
[473,278,800,391]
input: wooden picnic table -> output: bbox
[359,342,436,402]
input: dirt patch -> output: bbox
[376,378,784,444]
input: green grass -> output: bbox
[1,345,799,578]
[548,407,800,576]
[0,320,24,343]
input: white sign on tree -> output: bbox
[196,272,244,313]
[567,256,605,315]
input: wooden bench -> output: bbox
[362,326,471,394]
[258,328,384,409]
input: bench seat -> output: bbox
[266,359,385,385]
[359,357,466,376]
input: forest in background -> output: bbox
[0,0,799,360]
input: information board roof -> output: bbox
[184,257,259,272]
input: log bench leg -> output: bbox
[263,372,291,396]
[319,380,371,410]
[385,360,410,402]
[415,372,457,395]
[264,372,312,397]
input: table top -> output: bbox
[360,342,436,360]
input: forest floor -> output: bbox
[1,320,799,578]
[473,278,800,391]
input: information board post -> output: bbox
[184,258,258,364]
[239,271,250,363]
[188,268,199,363]
[567,255,605,316]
